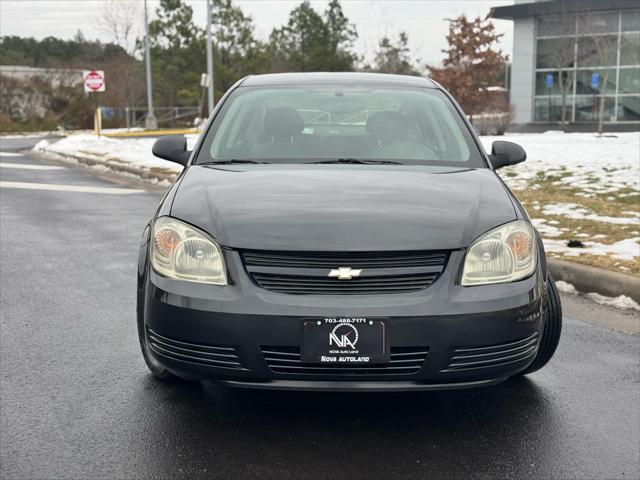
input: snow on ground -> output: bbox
[556,280,639,311]
[542,203,639,225]
[543,237,640,260]
[34,134,198,180]
[0,131,63,139]
[531,218,566,237]
[555,280,579,295]
[584,293,640,311]
[480,131,640,194]
[482,131,640,265]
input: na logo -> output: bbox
[329,324,359,349]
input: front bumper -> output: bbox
[142,250,545,391]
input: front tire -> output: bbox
[521,275,562,375]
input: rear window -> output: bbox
[197,85,484,167]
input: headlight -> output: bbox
[151,217,227,285]
[461,220,536,286]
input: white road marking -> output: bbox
[0,181,144,195]
[0,162,64,170]
[0,152,24,157]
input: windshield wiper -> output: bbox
[308,158,403,165]
[200,159,270,165]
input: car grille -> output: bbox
[441,331,539,373]
[261,346,429,376]
[146,328,248,371]
[241,250,448,295]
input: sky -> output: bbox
[0,0,515,66]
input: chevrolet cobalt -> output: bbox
[137,73,561,391]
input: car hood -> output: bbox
[170,164,516,251]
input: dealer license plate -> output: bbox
[301,317,389,365]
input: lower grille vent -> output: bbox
[147,328,248,371]
[261,346,428,376]
[441,331,539,373]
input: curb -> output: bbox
[34,149,180,184]
[548,258,640,303]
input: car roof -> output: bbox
[241,72,438,88]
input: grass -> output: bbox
[506,175,639,276]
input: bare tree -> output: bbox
[577,12,618,134]
[93,0,143,57]
[542,40,575,125]
[92,0,145,111]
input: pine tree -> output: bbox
[209,0,267,95]
[148,0,204,107]
[269,0,358,72]
[366,32,419,76]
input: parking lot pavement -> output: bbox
[1,139,639,480]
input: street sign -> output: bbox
[545,73,554,89]
[83,70,106,93]
[591,72,600,90]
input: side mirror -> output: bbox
[152,135,190,166]
[489,141,526,170]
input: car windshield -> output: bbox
[196,85,485,167]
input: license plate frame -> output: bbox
[301,317,389,365]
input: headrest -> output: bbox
[263,107,304,138]
[366,111,409,141]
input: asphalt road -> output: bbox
[1,137,639,480]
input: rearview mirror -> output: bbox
[489,141,526,170]
[152,135,190,166]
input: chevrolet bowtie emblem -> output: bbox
[328,267,362,280]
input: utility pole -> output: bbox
[144,0,157,129]
[206,0,215,116]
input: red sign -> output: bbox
[83,70,105,93]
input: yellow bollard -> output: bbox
[94,106,102,138]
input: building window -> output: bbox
[536,38,575,69]
[620,33,640,65]
[577,12,619,34]
[534,97,575,122]
[619,67,640,94]
[533,9,640,123]
[574,96,616,122]
[575,68,617,94]
[535,71,575,96]
[621,11,640,31]
[537,14,576,37]
[618,96,640,121]
[577,35,619,67]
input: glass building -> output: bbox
[492,0,640,125]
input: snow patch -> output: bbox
[542,202,640,225]
[555,281,639,311]
[481,131,640,194]
[531,218,565,237]
[33,134,195,179]
[584,293,640,311]
[544,237,640,260]
[555,280,578,295]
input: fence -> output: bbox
[100,106,201,130]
